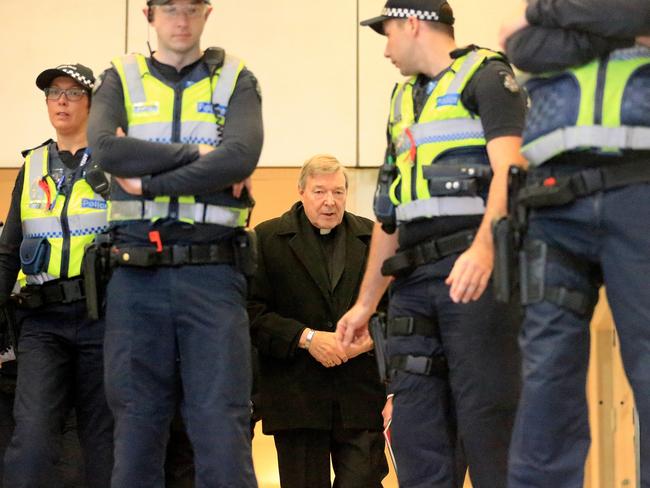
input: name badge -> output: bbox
[197,102,214,114]
[132,102,160,115]
[437,94,460,107]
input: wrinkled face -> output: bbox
[149,0,211,55]
[45,76,89,136]
[383,19,416,76]
[300,171,347,230]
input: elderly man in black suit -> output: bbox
[248,155,388,488]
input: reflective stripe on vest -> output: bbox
[386,49,499,223]
[522,46,650,166]
[20,145,108,283]
[109,201,248,228]
[396,196,486,223]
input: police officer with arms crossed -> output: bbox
[0,63,113,488]
[87,0,263,486]
[337,1,526,487]
[498,1,650,487]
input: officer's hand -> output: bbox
[343,334,374,360]
[445,240,492,303]
[498,1,529,49]
[336,303,374,349]
[115,127,126,138]
[308,331,348,368]
[382,395,394,429]
[638,36,650,47]
[198,144,216,157]
[114,177,143,196]
[232,177,252,198]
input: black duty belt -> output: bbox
[387,316,440,338]
[111,242,235,268]
[381,229,476,277]
[16,278,85,309]
[389,354,448,377]
[519,160,650,209]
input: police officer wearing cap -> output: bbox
[337,0,526,486]
[87,0,262,486]
[0,63,113,488]
[498,1,650,487]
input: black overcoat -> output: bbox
[248,202,385,434]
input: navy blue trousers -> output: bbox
[104,264,257,488]
[2,301,113,488]
[509,182,650,488]
[387,258,521,488]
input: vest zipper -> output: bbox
[59,185,72,279]
[169,84,184,217]
[594,55,609,125]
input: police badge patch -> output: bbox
[500,71,521,93]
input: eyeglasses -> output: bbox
[44,87,88,102]
[157,4,205,18]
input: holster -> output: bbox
[233,229,257,278]
[369,312,389,383]
[82,234,113,321]
[0,302,18,353]
[492,165,528,303]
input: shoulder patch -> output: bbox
[500,70,520,93]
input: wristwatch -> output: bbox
[303,328,316,350]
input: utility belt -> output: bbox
[491,159,645,313]
[369,313,448,383]
[518,158,650,209]
[381,228,476,277]
[14,277,85,309]
[80,230,257,319]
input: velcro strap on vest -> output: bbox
[396,196,486,222]
[519,160,650,209]
[381,229,476,277]
[109,201,247,227]
[389,354,448,377]
[16,278,85,309]
[387,316,439,338]
[111,242,235,268]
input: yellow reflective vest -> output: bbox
[387,48,502,224]
[20,144,108,285]
[108,52,249,228]
[522,45,650,166]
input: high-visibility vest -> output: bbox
[20,144,108,285]
[387,48,502,224]
[109,52,250,227]
[522,45,650,166]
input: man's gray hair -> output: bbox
[298,154,348,191]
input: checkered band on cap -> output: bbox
[382,7,440,21]
[57,66,94,89]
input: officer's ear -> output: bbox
[143,7,154,23]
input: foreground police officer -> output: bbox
[87,0,263,486]
[337,1,526,486]
[0,64,113,488]
[499,1,650,487]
